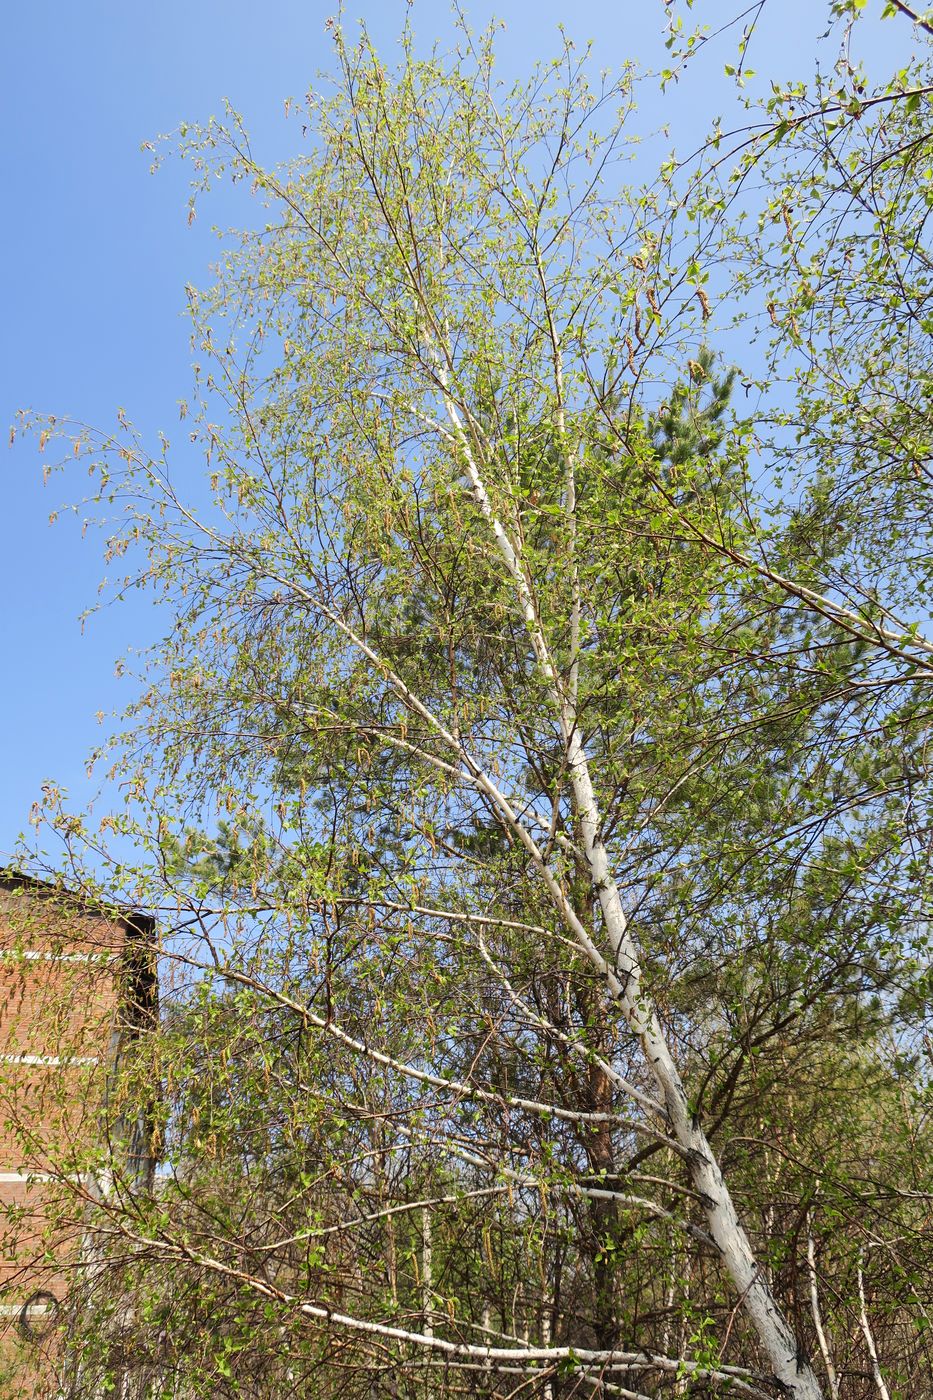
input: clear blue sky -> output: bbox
[0,1,916,861]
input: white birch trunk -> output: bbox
[441,395,826,1398]
[421,1208,433,1340]
[540,1297,554,1400]
[806,1216,839,1399]
[858,1251,891,1400]
[564,730,823,1399]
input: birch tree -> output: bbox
[16,9,933,1398]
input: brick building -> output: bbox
[0,873,157,1397]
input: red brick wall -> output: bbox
[0,879,150,1397]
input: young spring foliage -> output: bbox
[14,8,933,1398]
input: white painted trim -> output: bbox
[0,1054,99,1067]
[0,1171,92,1185]
[0,950,118,965]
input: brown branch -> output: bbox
[887,0,933,39]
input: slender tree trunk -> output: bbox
[564,736,825,1400]
[806,1216,839,1399]
[858,1250,891,1400]
[421,1208,433,1339]
[540,1301,554,1400]
[443,377,824,1396]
